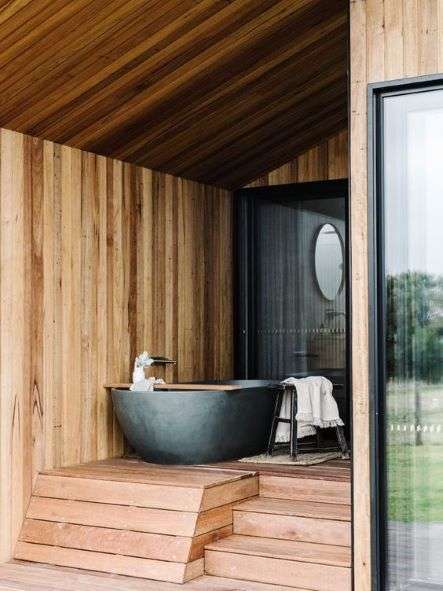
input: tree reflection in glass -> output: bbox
[383,89,443,590]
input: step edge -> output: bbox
[15,541,205,576]
[259,494,351,506]
[233,502,351,521]
[231,529,352,549]
[205,537,352,568]
[205,547,351,569]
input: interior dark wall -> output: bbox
[235,180,349,432]
[254,196,346,378]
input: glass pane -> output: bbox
[252,195,348,429]
[383,88,443,590]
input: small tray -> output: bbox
[105,383,242,391]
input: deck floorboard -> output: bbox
[0,563,299,591]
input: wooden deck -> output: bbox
[10,458,351,590]
[0,562,300,590]
[211,459,351,482]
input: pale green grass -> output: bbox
[387,444,443,522]
[385,382,443,522]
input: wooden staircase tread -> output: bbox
[191,576,309,590]
[213,460,351,482]
[19,518,194,562]
[41,459,255,489]
[204,552,351,591]
[0,563,308,590]
[14,543,204,584]
[234,497,351,521]
[260,475,351,505]
[25,496,237,538]
[233,508,351,547]
[205,535,351,568]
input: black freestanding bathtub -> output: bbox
[111,380,277,464]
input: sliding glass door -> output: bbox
[234,181,349,435]
[372,80,443,590]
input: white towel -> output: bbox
[275,376,344,442]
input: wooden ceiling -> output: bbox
[0,0,348,188]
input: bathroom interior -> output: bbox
[0,2,352,590]
[110,177,350,467]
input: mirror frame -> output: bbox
[313,222,345,301]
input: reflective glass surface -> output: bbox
[383,88,443,590]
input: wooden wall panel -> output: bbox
[0,129,29,567]
[0,128,233,561]
[350,1,443,589]
[247,129,348,186]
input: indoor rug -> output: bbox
[238,450,342,465]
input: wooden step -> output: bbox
[192,576,306,590]
[36,460,258,511]
[20,519,232,563]
[205,535,351,591]
[25,496,234,537]
[15,542,204,584]
[234,497,351,521]
[15,460,259,584]
[0,562,309,590]
[233,498,351,546]
[206,535,351,567]
[260,476,351,505]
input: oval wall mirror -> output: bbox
[314,223,344,301]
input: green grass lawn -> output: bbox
[387,444,443,522]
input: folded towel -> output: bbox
[276,376,344,442]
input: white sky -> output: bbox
[384,92,443,277]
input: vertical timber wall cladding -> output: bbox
[350,1,443,590]
[0,128,233,561]
[247,129,348,186]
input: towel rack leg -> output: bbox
[289,387,298,459]
[267,390,284,455]
[335,425,350,459]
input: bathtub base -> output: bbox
[111,381,277,465]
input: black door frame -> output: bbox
[233,178,349,383]
[368,73,443,591]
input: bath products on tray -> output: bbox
[130,351,165,392]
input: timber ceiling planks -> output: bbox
[0,0,348,188]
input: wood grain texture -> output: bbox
[16,461,256,581]
[0,128,233,561]
[0,1,348,188]
[26,496,199,537]
[105,383,242,391]
[205,547,351,591]
[247,129,348,187]
[40,459,251,489]
[212,458,351,482]
[233,510,351,547]
[20,519,194,563]
[350,1,443,589]
[234,497,351,521]
[33,474,205,512]
[205,535,351,567]
[260,476,351,505]
[0,562,303,591]
[14,543,204,584]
